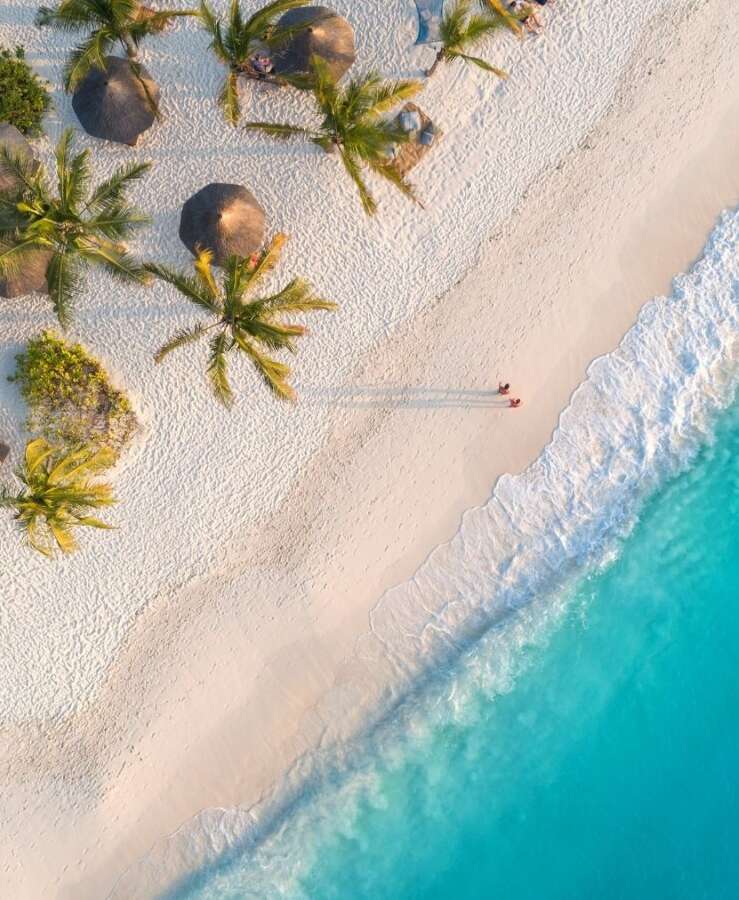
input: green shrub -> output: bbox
[9,331,139,456]
[0,46,51,136]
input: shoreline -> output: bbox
[2,1,739,897]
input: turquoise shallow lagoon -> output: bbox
[177,394,738,899]
[295,399,739,900]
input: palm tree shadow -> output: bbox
[305,385,510,409]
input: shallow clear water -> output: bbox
[175,394,738,899]
[295,400,739,900]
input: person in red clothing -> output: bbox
[509,398,522,408]
[499,382,511,395]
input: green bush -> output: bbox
[9,331,139,457]
[0,46,51,136]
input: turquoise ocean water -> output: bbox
[120,209,737,900]
[173,395,739,900]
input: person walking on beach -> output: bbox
[509,398,522,408]
[499,382,511,395]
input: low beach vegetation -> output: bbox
[0,46,51,135]
[146,234,336,405]
[0,128,151,326]
[0,437,116,556]
[9,330,139,457]
[245,57,423,215]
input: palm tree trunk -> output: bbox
[426,50,445,78]
[121,34,138,59]
[120,36,160,118]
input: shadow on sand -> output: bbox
[305,385,513,410]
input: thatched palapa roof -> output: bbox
[72,56,160,146]
[0,126,50,299]
[0,124,39,194]
[272,6,355,85]
[179,183,266,267]
[0,247,53,299]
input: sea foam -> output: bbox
[112,207,738,899]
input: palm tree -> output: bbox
[197,0,311,125]
[0,438,116,557]
[146,233,336,406]
[245,57,423,215]
[426,0,508,78]
[0,128,151,327]
[36,0,195,94]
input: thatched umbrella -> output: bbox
[72,56,160,146]
[0,247,53,299]
[0,124,39,194]
[179,183,266,267]
[0,126,50,298]
[272,6,355,85]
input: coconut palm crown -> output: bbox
[245,57,423,215]
[197,0,312,125]
[36,0,195,92]
[0,129,151,327]
[0,438,116,557]
[146,233,336,406]
[427,0,508,78]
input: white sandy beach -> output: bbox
[1,0,738,896]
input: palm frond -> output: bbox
[369,160,422,207]
[310,54,339,114]
[360,78,423,119]
[63,27,115,91]
[46,250,81,328]
[155,322,210,363]
[239,318,304,352]
[255,277,337,314]
[450,51,507,77]
[244,232,287,291]
[481,0,523,35]
[58,145,92,213]
[36,0,98,30]
[127,58,161,117]
[463,12,505,45]
[0,236,48,278]
[440,0,473,46]
[338,147,377,215]
[25,438,56,476]
[232,331,295,402]
[0,144,41,194]
[84,161,151,212]
[86,203,151,240]
[218,71,241,125]
[222,254,249,307]
[207,331,233,407]
[197,0,219,35]
[129,7,195,39]
[343,121,406,163]
[243,121,311,139]
[245,0,309,42]
[79,241,149,284]
[145,262,221,313]
[193,248,220,299]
